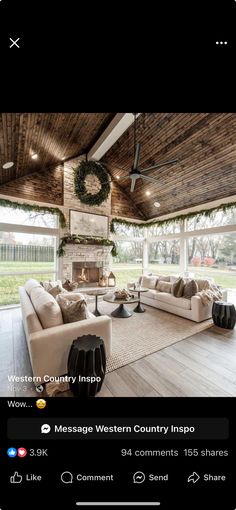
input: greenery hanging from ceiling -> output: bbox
[110,201,236,232]
[0,198,66,228]
[74,160,110,206]
[57,234,117,258]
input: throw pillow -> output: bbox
[183,279,198,299]
[156,281,172,293]
[157,275,171,283]
[172,277,185,297]
[140,275,158,289]
[56,293,89,323]
[40,280,63,292]
[47,285,67,298]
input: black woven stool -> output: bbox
[67,335,106,396]
[212,301,236,330]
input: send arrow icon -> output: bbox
[187,472,200,483]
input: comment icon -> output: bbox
[61,471,74,484]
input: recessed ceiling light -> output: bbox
[31,153,38,160]
[146,191,151,196]
[154,201,161,208]
[2,161,14,169]
[116,175,120,180]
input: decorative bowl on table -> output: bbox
[114,288,134,300]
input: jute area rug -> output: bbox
[101,301,213,372]
[45,301,212,396]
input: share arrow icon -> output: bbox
[187,472,200,483]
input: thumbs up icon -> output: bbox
[10,471,23,484]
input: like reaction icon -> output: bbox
[10,472,23,484]
[7,447,17,458]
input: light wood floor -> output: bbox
[0,307,236,397]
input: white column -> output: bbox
[143,228,149,274]
[179,220,187,275]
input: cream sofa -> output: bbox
[128,275,227,322]
[19,279,112,385]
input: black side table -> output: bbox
[67,335,106,396]
[212,301,236,330]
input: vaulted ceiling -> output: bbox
[0,113,115,184]
[102,113,236,219]
[0,112,236,220]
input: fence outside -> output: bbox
[0,244,54,262]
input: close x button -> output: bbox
[9,37,20,48]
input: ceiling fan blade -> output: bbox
[140,158,179,173]
[141,174,160,184]
[130,176,138,192]
[133,142,141,170]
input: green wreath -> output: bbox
[74,160,110,206]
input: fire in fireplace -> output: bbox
[72,262,105,287]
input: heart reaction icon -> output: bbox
[18,447,27,458]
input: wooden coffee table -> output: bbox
[131,287,149,313]
[103,293,138,318]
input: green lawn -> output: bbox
[0,262,55,306]
[1,261,236,307]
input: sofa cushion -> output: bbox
[24,278,42,296]
[183,279,198,299]
[156,281,172,293]
[56,293,90,323]
[30,286,63,329]
[172,277,185,297]
[155,291,191,310]
[140,275,158,289]
[145,289,158,299]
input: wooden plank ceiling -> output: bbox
[102,113,236,219]
[0,113,236,220]
[0,113,115,185]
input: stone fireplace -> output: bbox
[62,244,112,288]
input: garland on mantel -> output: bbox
[57,234,117,258]
[0,198,66,228]
[110,201,236,232]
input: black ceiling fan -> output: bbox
[117,114,179,192]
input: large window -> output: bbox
[113,241,143,286]
[0,206,58,228]
[187,233,236,289]
[187,209,236,231]
[0,207,59,306]
[111,206,236,290]
[148,239,180,275]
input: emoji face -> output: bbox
[36,399,46,409]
